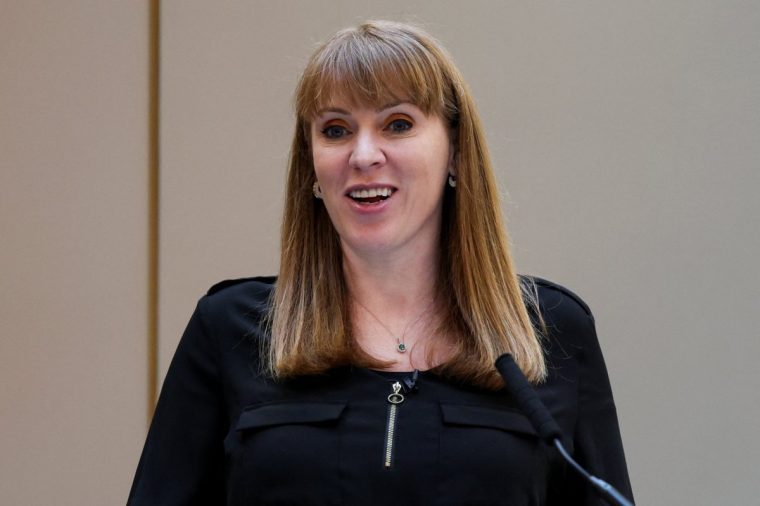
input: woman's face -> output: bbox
[310,99,454,258]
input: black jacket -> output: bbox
[128,276,633,505]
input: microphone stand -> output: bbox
[552,439,634,506]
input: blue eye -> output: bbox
[386,117,413,133]
[322,124,349,139]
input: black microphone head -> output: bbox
[495,354,563,443]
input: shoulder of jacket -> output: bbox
[198,276,276,334]
[207,275,277,296]
[518,274,593,319]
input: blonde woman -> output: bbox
[129,21,632,505]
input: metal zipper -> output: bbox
[384,381,405,469]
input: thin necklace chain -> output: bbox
[353,297,436,354]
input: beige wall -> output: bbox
[0,1,150,504]
[1,1,758,504]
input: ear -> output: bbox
[447,140,457,176]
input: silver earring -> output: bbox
[313,181,323,199]
[448,174,457,188]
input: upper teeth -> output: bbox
[349,187,393,199]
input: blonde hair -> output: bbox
[267,20,546,388]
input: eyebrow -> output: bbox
[376,101,404,112]
[315,107,350,116]
[315,101,408,117]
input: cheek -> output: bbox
[420,148,453,187]
[309,130,331,181]
[312,148,344,186]
[418,130,453,179]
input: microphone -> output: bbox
[495,354,634,506]
[400,369,420,394]
[494,355,562,443]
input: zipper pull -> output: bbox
[387,381,405,404]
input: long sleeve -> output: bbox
[128,299,228,505]
[564,311,634,505]
[531,277,634,505]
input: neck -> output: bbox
[341,237,447,370]
[342,240,439,318]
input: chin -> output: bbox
[339,231,400,255]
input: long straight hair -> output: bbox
[267,21,546,388]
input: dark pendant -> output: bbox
[397,343,407,353]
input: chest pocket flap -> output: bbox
[440,404,537,437]
[235,401,347,431]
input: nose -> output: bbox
[348,130,386,171]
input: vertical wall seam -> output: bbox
[147,0,160,425]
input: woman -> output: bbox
[129,21,633,505]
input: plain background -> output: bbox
[2,1,758,504]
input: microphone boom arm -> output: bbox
[495,354,634,506]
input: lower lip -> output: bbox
[346,193,394,214]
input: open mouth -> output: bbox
[347,187,395,205]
